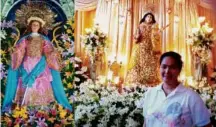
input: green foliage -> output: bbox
[57,18,88,100]
[60,0,74,18]
[0,0,13,18]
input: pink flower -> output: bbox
[50,109,57,116]
[14,118,21,125]
[61,119,66,124]
[61,33,70,41]
[6,120,12,127]
[35,112,42,118]
[36,118,48,127]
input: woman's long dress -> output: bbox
[3,33,72,110]
[126,23,161,86]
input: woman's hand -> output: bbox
[134,28,141,39]
[134,24,145,43]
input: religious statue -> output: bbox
[2,2,72,111]
[125,12,161,86]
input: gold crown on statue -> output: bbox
[143,3,157,14]
[27,16,46,27]
[15,1,56,30]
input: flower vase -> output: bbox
[194,55,208,81]
[89,56,96,82]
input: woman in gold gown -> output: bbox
[126,12,161,86]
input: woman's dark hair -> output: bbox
[24,20,47,35]
[159,51,183,71]
[139,12,156,24]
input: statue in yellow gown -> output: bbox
[126,12,161,86]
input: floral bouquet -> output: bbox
[81,24,107,59]
[57,18,88,98]
[1,102,73,127]
[192,86,216,125]
[74,79,147,127]
[189,76,216,124]
[187,17,215,64]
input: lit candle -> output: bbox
[198,17,206,23]
[113,76,120,84]
[107,70,113,81]
[179,74,186,84]
[186,76,194,87]
[98,75,106,84]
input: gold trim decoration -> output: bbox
[143,3,158,14]
[27,16,46,27]
[15,1,56,30]
[51,26,62,48]
[13,27,20,46]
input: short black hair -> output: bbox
[139,12,156,24]
[159,51,183,71]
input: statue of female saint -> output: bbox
[126,12,161,86]
[2,15,72,111]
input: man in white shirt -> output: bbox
[142,51,211,127]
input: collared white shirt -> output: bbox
[142,83,210,127]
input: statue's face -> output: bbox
[145,14,153,24]
[31,21,40,33]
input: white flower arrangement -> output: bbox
[187,17,215,64]
[199,88,216,120]
[81,24,107,59]
[73,79,147,127]
[193,77,209,88]
[189,76,216,122]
